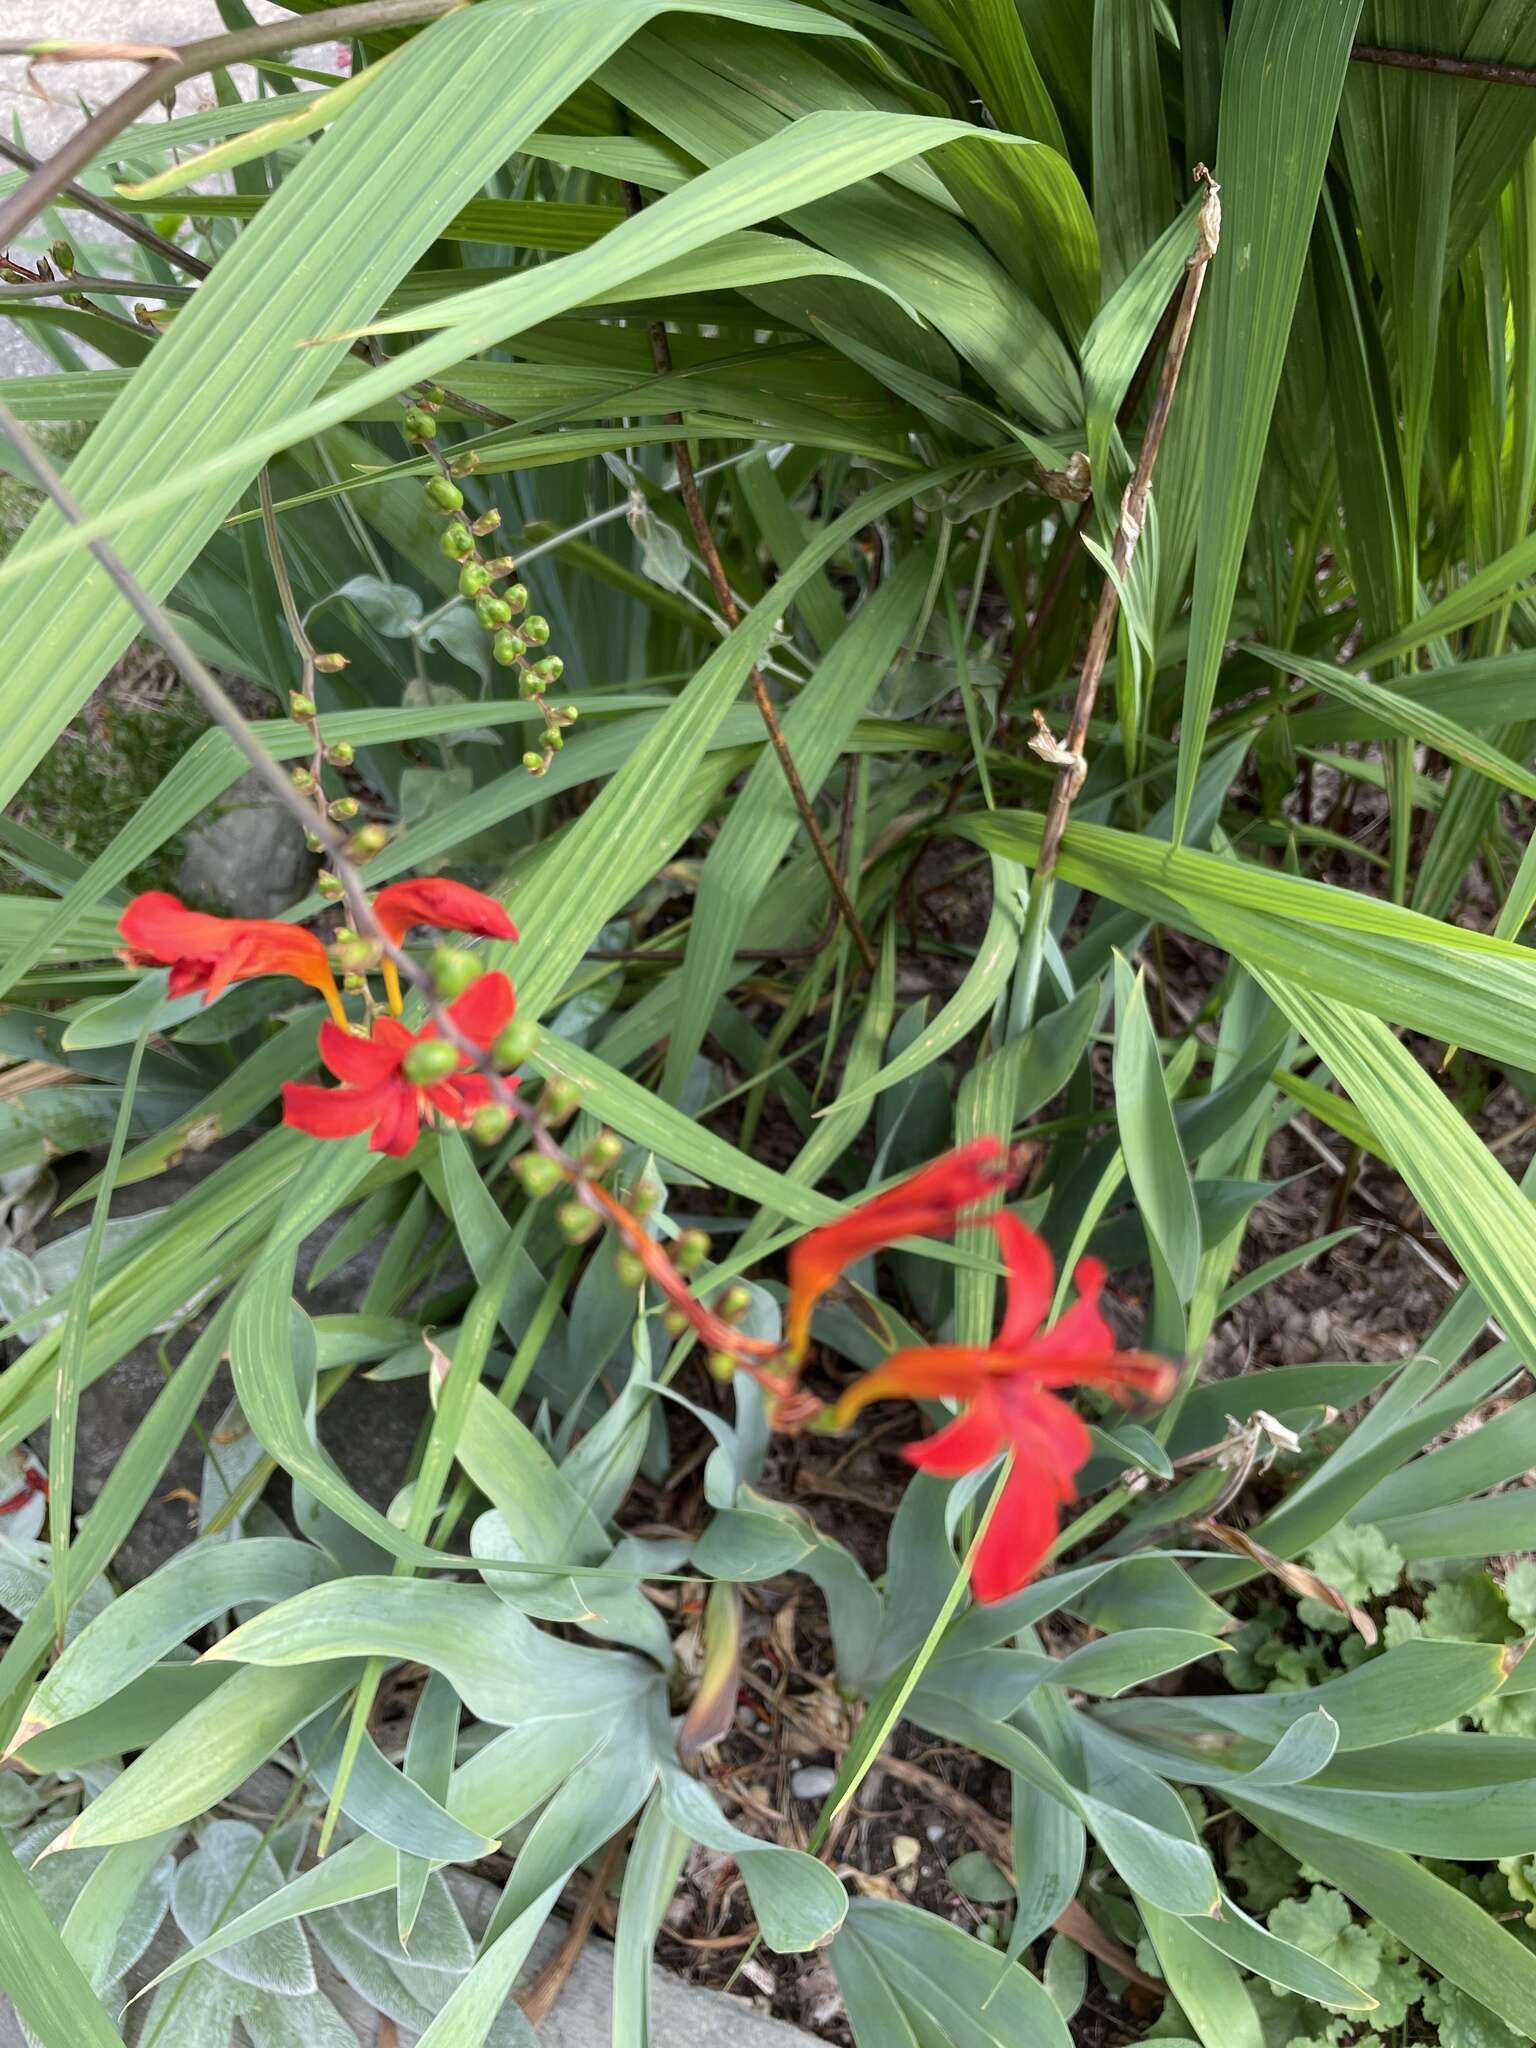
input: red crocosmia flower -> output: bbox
[281,971,515,1158]
[783,1137,1014,1363]
[371,879,518,1013]
[118,892,348,1029]
[832,1214,1176,1604]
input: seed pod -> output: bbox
[440,522,474,560]
[290,767,316,794]
[459,562,491,599]
[557,1200,599,1244]
[583,1130,623,1175]
[334,937,380,974]
[425,477,463,513]
[402,407,438,441]
[327,797,359,822]
[483,554,517,579]
[522,615,551,646]
[469,1103,513,1145]
[289,691,317,720]
[491,1016,539,1069]
[519,672,544,701]
[347,822,390,859]
[522,752,546,775]
[503,582,528,613]
[492,630,527,667]
[402,1039,462,1085]
[562,705,580,722]
[325,741,355,768]
[675,1230,710,1273]
[475,594,512,630]
[418,383,447,408]
[615,1251,646,1289]
[541,728,564,752]
[513,1153,563,1199]
[304,830,324,854]
[716,1284,753,1322]
[49,239,74,274]
[471,508,502,536]
[317,870,345,900]
[314,651,349,673]
[539,1076,581,1124]
[707,1350,736,1382]
[532,655,564,686]
[449,450,480,477]
[663,1307,690,1338]
[429,946,481,999]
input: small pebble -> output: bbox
[790,1765,838,1801]
[926,1822,945,1843]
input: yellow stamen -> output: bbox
[382,958,405,1016]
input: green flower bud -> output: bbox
[519,672,544,701]
[316,870,345,899]
[334,937,380,974]
[663,1306,690,1338]
[441,522,474,560]
[539,1076,581,1124]
[347,822,390,860]
[582,1130,623,1175]
[328,796,359,822]
[304,830,325,853]
[49,239,74,275]
[289,691,316,720]
[716,1284,753,1322]
[290,767,316,794]
[561,705,580,722]
[429,946,481,999]
[557,1200,600,1244]
[503,583,528,613]
[522,752,546,775]
[403,1039,462,1086]
[630,1180,662,1219]
[532,655,564,686]
[459,562,491,598]
[475,594,512,630]
[492,1016,539,1069]
[707,1350,736,1382]
[522,615,551,646]
[402,407,438,441]
[513,1153,563,1199]
[469,1103,513,1145]
[425,476,463,513]
[540,727,564,752]
[492,630,528,667]
[325,741,355,768]
[615,1251,646,1289]
[418,383,447,407]
[675,1230,710,1274]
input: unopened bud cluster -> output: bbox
[409,386,575,776]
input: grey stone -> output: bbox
[789,1765,838,1802]
[176,769,317,919]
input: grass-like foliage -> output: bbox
[2,3,1536,2043]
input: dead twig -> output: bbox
[1034,168,1222,883]
[1352,40,1536,90]
[516,1836,626,2027]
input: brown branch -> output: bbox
[1352,40,1536,90]
[516,1835,626,2027]
[0,0,462,252]
[1033,169,1222,883]
[0,138,210,279]
[619,182,876,973]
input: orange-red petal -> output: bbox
[785,1138,1013,1361]
[831,1344,992,1429]
[317,1017,405,1088]
[438,970,515,1049]
[118,892,239,967]
[972,1456,1068,1604]
[903,1391,1008,1477]
[372,878,518,948]
[282,1078,394,1140]
[993,1211,1053,1350]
